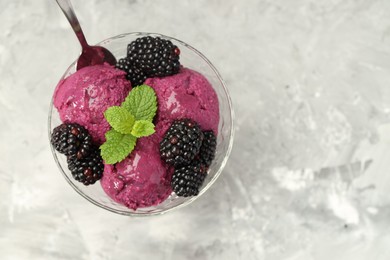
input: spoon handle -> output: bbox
[55,0,89,49]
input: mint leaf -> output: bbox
[122,85,157,121]
[99,85,158,164]
[104,106,135,135]
[131,120,155,138]
[100,129,136,164]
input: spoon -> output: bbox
[55,0,116,70]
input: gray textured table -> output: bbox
[1,0,390,259]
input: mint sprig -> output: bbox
[122,85,157,121]
[100,85,157,164]
[104,106,135,135]
[131,120,155,138]
[100,130,136,164]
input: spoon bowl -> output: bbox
[76,45,117,70]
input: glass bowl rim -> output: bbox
[48,32,235,216]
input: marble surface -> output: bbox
[1,0,390,259]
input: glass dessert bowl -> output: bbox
[48,32,234,216]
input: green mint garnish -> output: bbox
[104,106,135,135]
[100,85,157,164]
[122,85,157,121]
[131,120,155,138]
[100,129,137,165]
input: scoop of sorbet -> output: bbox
[53,64,131,144]
[145,67,220,137]
[101,135,172,210]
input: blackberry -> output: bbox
[67,147,104,185]
[115,58,147,87]
[51,123,93,158]
[198,131,217,167]
[127,36,180,77]
[160,119,204,166]
[171,162,207,197]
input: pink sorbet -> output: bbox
[53,64,132,144]
[101,135,172,210]
[146,67,220,137]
